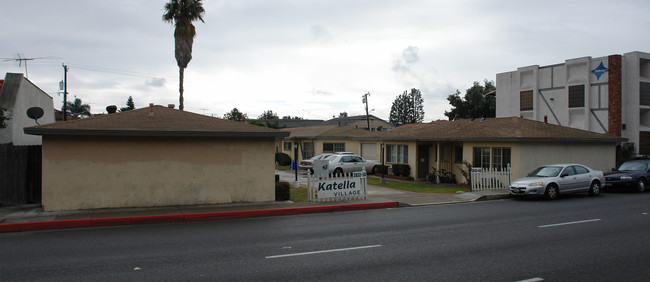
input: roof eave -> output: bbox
[24,128,290,138]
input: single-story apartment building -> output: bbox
[281,117,624,183]
[25,104,289,211]
[380,117,624,182]
[279,125,383,161]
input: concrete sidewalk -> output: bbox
[0,199,400,232]
[0,190,509,233]
[0,171,510,232]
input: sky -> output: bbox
[1,0,649,122]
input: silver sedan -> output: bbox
[324,153,379,175]
[510,164,604,200]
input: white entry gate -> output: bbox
[470,164,512,191]
[307,169,368,202]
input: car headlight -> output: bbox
[527,182,544,187]
[620,176,634,180]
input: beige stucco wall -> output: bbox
[518,142,615,179]
[41,136,276,211]
[282,138,370,161]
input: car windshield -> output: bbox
[618,161,647,171]
[309,154,327,160]
[323,155,338,161]
[528,166,563,177]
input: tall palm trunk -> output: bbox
[179,67,185,111]
[163,0,204,112]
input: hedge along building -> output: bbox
[25,104,289,211]
[496,51,650,158]
[380,117,625,182]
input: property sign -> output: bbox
[308,170,367,202]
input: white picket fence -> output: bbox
[470,164,512,192]
[307,169,368,202]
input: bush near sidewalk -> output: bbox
[275,181,291,201]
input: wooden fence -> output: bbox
[470,164,511,192]
[0,144,42,205]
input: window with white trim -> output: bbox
[386,144,408,163]
[323,142,345,153]
[491,147,511,170]
[473,147,490,169]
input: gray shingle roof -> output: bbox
[25,105,289,138]
[382,117,625,143]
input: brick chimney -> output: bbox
[608,55,622,137]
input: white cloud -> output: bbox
[1,0,649,120]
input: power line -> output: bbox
[67,63,175,80]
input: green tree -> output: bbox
[281,115,303,120]
[224,107,247,121]
[258,110,279,120]
[119,96,135,112]
[389,88,425,126]
[444,80,495,120]
[0,106,8,128]
[248,120,268,127]
[163,0,205,111]
[339,112,348,118]
[64,97,91,118]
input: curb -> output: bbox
[0,201,399,233]
[475,194,513,201]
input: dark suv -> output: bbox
[604,160,650,192]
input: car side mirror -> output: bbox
[560,173,569,177]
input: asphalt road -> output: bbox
[2,192,650,281]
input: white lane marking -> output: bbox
[538,219,601,228]
[266,245,382,259]
[518,278,544,282]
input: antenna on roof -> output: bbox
[1,53,59,78]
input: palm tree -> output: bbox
[64,97,91,118]
[163,0,205,111]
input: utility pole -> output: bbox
[62,64,68,121]
[362,92,370,130]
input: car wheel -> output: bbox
[544,184,559,200]
[371,166,376,175]
[308,168,314,174]
[637,179,646,193]
[589,181,601,196]
[334,168,343,176]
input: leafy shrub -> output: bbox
[391,164,411,177]
[401,165,411,177]
[275,174,280,183]
[275,181,291,201]
[391,164,402,176]
[375,165,390,175]
[459,160,472,184]
[275,152,292,166]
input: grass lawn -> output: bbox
[367,177,470,194]
[275,165,290,170]
[289,178,470,202]
[290,188,309,202]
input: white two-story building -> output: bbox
[496,51,650,156]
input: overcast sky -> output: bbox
[1,0,648,121]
